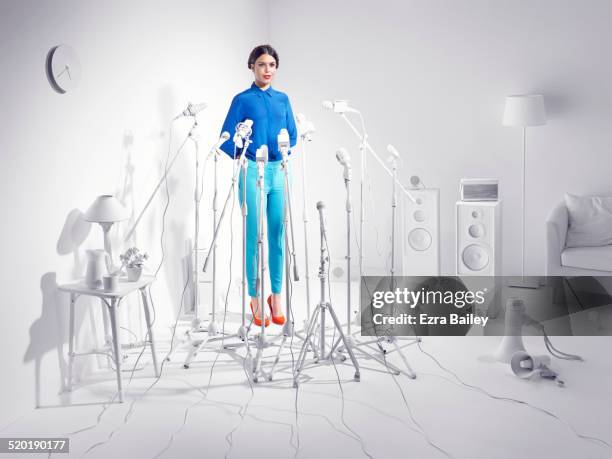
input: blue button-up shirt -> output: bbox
[220,83,298,162]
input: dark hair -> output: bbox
[247,44,279,69]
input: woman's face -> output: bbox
[251,53,277,87]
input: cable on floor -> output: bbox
[414,339,612,451]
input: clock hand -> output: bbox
[66,65,72,80]
[55,65,68,79]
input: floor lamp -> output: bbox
[502,94,546,288]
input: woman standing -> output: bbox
[219,44,297,327]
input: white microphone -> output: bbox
[256,144,268,164]
[234,119,253,148]
[210,132,230,156]
[278,128,290,156]
[335,148,352,181]
[296,113,315,140]
[175,102,207,119]
[387,144,400,159]
[322,100,360,114]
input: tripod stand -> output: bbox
[363,153,418,378]
[293,201,360,387]
[325,107,419,378]
[181,126,253,368]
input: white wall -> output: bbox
[269,0,612,276]
[0,0,268,427]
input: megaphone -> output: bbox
[510,351,564,386]
[494,298,527,363]
[510,351,551,378]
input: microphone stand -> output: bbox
[182,133,251,369]
[266,149,319,381]
[293,202,360,387]
[299,130,313,331]
[334,154,404,376]
[124,119,196,243]
[331,110,418,378]
[251,152,269,382]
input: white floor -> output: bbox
[3,285,612,459]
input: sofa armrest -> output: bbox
[545,202,568,275]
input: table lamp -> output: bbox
[84,195,128,271]
[503,94,546,288]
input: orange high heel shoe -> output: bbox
[250,300,270,327]
[267,295,286,325]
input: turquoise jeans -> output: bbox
[238,159,287,298]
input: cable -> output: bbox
[356,221,454,457]
[323,235,374,459]
[76,122,197,458]
[414,339,612,451]
[49,122,181,459]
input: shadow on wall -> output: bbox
[56,209,91,278]
[23,273,66,409]
[24,209,92,408]
[155,85,190,317]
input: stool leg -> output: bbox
[108,298,124,403]
[140,287,160,377]
[67,293,76,392]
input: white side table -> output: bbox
[59,275,160,403]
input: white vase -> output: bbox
[85,249,108,289]
[127,266,142,282]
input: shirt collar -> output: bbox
[251,82,274,97]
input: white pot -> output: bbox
[85,249,108,289]
[127,266,143,282]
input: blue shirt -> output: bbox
[220,83,298,162]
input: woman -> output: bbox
[219,44,297,327]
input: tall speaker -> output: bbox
[401,188,440,276]
[456,201,502,276]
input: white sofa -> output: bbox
[546,202,612,276]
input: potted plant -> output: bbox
[119,247,148,281]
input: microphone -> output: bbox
[210,132,230,156]
[278,128,290,156]
[234,119,253,148]
[322,100,360,114]
[387,144,400,159]
[256,144,268,164]
[335,147,351,166]
[296,113,315,140]
[336,148,352,181]
[175,102,207,119]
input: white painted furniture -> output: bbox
[546,202,612,276]
[59,275,160,403]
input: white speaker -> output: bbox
[401,188,440,276]
[456,201,502,276]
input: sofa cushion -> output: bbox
[565,193,612,248]
[561,245,612,272]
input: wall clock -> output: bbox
[46,45,80,93]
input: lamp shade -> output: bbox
[502,94,546,127]
[84,195,128,223]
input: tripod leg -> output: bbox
[389,338,416,379]
[294,306,321,381]
[327,304,360,381]
[354,347,401,375]
[268,334,288,381]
